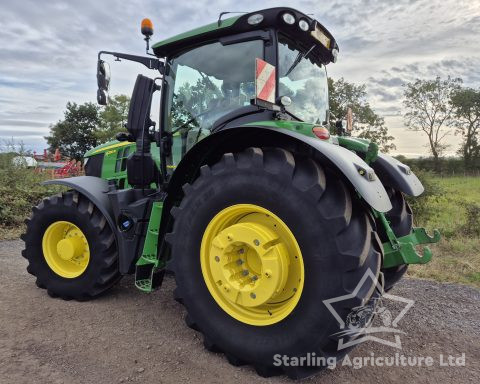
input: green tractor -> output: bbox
[22,7,440,379]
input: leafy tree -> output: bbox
[328,77,396,152]
[96,94,130,143]
[451,87,480,168]
[403,76,462,169]
[45,102,99,161]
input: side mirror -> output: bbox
[97,60,111,105]
[346,107,353,132]
[97,89,108,105]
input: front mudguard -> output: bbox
[42,176,125,271]
[43,176,116,229]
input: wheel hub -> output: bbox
[208,222,289,308]
[57,237,85,261]
[201,204,304,326]
[42,221,90,278]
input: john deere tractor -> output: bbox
[22,7,440,379]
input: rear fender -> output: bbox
[167,127,393,212]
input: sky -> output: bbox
[0,0,479,157]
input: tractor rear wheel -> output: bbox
[167,147,382,379]
[377,188,413,291]
[21,191,120,300]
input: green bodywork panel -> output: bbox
[85,140,161,188]
[244,120,318,139]
[135,201,164,292]
[243,121,378,164]
[84,140,132,157]
[152,16,240,51]
[337,136,379,164]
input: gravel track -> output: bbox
[1,239,479,384]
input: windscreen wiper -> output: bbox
[284,45,316,77]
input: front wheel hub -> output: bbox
[42,221,90,278]
[201,204,304,326]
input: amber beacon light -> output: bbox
[141,18,154,37]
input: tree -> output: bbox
[328,77,396,153]
[451,87,480,168]
[403,76,462,169]
[45,102,99,161]
[96,94,130,143]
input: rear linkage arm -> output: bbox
[373,210,441,269]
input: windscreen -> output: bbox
[278,36,329,125]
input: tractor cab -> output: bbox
[93,8,339,183]
[157,8,338,163]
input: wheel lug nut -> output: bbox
[251,275,258,281]
[236,259,243,265]
[238,248,245,254]
[250,293,256,299]
[253,239,260,246]
[214,256,220,262]
[224,285,230,292]
[242,270,249,276]
[265,269,272,278]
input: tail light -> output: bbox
[312,126,330,140]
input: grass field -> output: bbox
[407,176,480,287]
[1,165,478,287]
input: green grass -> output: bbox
[409,237,480,286]
[419,177,480,234]
[407,176,480,287]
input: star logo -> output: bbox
[323,268,414,350]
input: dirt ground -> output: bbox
[1,239,479,384]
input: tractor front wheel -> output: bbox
[168,147,382,379]
[21,191,120,300]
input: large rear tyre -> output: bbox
[21,191,120,300]
[168,148,382,379]
[377,188,413,291]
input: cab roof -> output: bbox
[152,7,338,64]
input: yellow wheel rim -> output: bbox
[200,204,304,326]
[42,221,90,278]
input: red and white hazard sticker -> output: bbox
[255,58,276,104]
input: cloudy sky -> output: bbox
[1,0,479,156]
